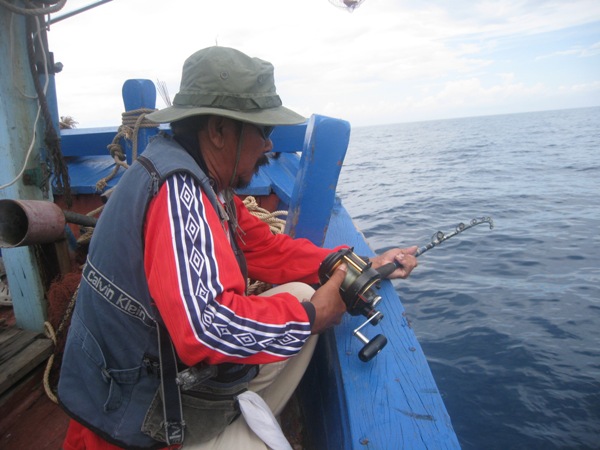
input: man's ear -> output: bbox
[206,115,229,149]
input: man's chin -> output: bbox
[235,178,251,190]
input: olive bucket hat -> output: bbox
[146,46,306,126]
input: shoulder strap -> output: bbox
[156,320,184,447]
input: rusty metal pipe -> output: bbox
[0,199,67,248]
[63,210,98,227]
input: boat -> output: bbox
[0,6,460,449]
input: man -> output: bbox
[58,46,417,450]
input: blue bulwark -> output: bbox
[284,115,351,247]
[61,129,306,196]
[284,115,460,449]
[300,202,460,449]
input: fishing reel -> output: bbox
[318,248,389,362]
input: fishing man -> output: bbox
[58,46,417,450]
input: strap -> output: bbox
[156,321,185,447]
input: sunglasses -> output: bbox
[254,124,274,140]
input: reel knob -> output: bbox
[353,311,387,362]
[358,334,388,362]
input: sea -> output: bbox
[336,106,600,450]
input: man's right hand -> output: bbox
[309,264,348,334]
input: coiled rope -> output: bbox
[243,196,288,295]
[242,196,288,235]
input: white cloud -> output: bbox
[47,0,600,127]
[536,41,600,60]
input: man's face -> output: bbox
[233,123,274,189]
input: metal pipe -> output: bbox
[47,0,114,26]
[0,199,66,247]
[63,210,98,227]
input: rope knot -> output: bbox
[107,143,126,161]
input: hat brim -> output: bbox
[146,104,306,126]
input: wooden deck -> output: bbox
[0,306,69,449]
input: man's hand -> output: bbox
[370,246,418,279]
[309,264,348,334]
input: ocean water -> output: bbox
[337,107,600,449]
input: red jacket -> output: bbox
[144,172,339,366]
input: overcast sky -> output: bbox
[47,0,600,128]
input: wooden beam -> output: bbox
[0,9,51,332]
[284,114,351,247]
[121,79,159,164]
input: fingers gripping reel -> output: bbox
[318,248,388,362]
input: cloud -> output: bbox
[48,0,600,127]
[536,41,600,60]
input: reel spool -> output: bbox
[319,248,388,362]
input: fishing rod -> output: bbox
[377,216,494,277]
[318,216,494,362]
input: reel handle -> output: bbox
[353,311,387,362]
[357,333,388,362]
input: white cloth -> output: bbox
[238,391,292,450]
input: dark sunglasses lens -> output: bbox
[263,126,274,138]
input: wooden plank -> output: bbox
[263,153,300,205]
[0,328,52,395]
[285,114,351,247]
[0,327,20,347]
[60,127,119,157]
[0,368,69,448]
[270,123,308,153]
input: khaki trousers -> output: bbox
[186,282,317,449]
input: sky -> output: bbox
[46,0,600,128]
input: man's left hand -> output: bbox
[369,246,418,279]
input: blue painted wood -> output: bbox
[284,115,351,247]
[60,122,305,158]
[270,123,307,153]
[62,156,124,194]
[60,127,120,157]
[236,153,300,203]
[121,79,159,164]
[279,113,459,448]
[0,10,49,332]
[261,153,300,204]
[66,151,299,196]
[306,200,460,449]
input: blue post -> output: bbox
[121,79,159,164]
[0,10,50,331]
[284,114,351,246]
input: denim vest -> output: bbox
[58,135,233,449]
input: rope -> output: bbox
[43,284,79,404]
[0,0,66,15]
[42,322,58,403]
[243,196,288,235]
[243,196,288,295]
[25,14,72,205]
[76,204,105,245]
[96,108,158,191]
